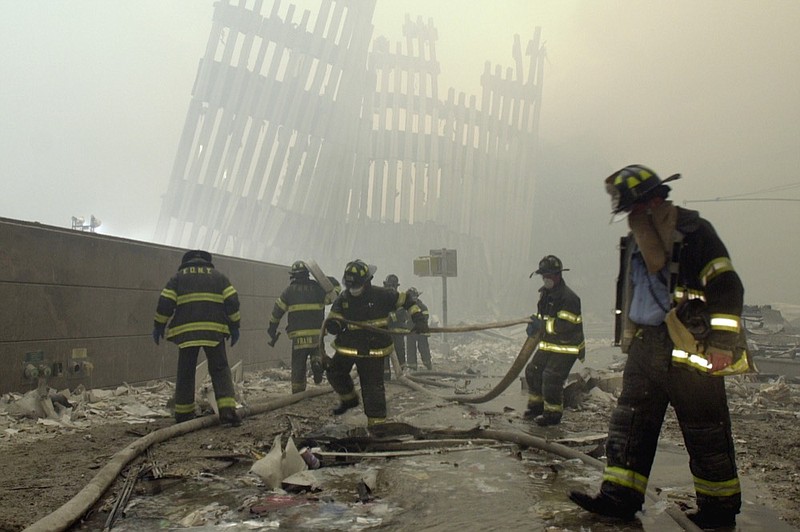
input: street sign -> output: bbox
[415,249,457,277]
[429,249,457,277]
[413,249,457,329]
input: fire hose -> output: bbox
[26,318,700,532]
[320,316,538,404]
[319,316,701,531]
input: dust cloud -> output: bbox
[1,0,797,315]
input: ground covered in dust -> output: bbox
[1,338,798,531]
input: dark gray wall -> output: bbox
[0,217,290,394]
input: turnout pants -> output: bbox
[174,342,236,419]
[524,350,578,416]
[601,324,740,515]
[384,335,405,377]
[406,333,432,369]
[327,353,387,425]
[291,342,322,393]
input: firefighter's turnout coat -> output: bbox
[327,285,425,358]
[525,279,585,418]
[615,207,750,374]
[533,281,586,361]
[270,276,338,392]
[154,256,240,347]
[269,277,335,350]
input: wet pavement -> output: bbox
[79,340,796,531]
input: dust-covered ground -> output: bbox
[1,337,798,531]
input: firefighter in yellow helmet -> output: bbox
[267,261,340,393]
[325,260,427,428]
[569,164,751,529]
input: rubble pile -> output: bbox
[0,368,295,448]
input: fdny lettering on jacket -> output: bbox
[180,266,214,275]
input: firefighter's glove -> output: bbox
[412,320,429,334]
[230,327,240,347]
[326,319,345,335]
[526,315,542,337]
[267,324,279,345]
[152,325,165,345]
[311,355,325,384]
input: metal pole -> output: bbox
[441,248,448,327]
[442,274,448,327]
[441,249,449,354]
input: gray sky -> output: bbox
[2,0,799,307]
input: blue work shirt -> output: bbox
[629,252,670,326]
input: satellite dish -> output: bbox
[90,215,102,228]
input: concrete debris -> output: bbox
[0,369,291,447]
[758,380,793,405]
[178,502,227,527]
[281,470,322,493]
[587,387,617,405]
[250,435,308,489]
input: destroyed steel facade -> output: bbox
[154,0,544,318]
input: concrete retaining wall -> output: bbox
[0,217,292,394]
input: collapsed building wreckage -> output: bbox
[743,305,800,358]
[153,0,545,318]
[743,304,800,378]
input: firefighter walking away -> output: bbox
[153,250,242,427]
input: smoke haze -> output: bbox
[1,0,798,313]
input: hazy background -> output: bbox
[2,0,798,313]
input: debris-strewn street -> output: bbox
[1,337,799,530]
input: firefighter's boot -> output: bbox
[535,412,562,426]
[219,407,242,427]
[175,412,196,424]
[311,359,324,385]
[332,397,359,416]
[686,509,736,529]
[522,404,543,420]
[568,490,640,521]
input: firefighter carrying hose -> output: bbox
[523,255,585,426]
[570,164,751,529]
[325,259,428,428]
[153,250,241,426]
[267,261,340,393]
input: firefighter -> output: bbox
[153,250,241,426]
[382,273,408,378]
[569,165,750,529]
[267,261,340,393]
[325,260,428,428]
[405,287,433,370]
[523,255,585,426]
